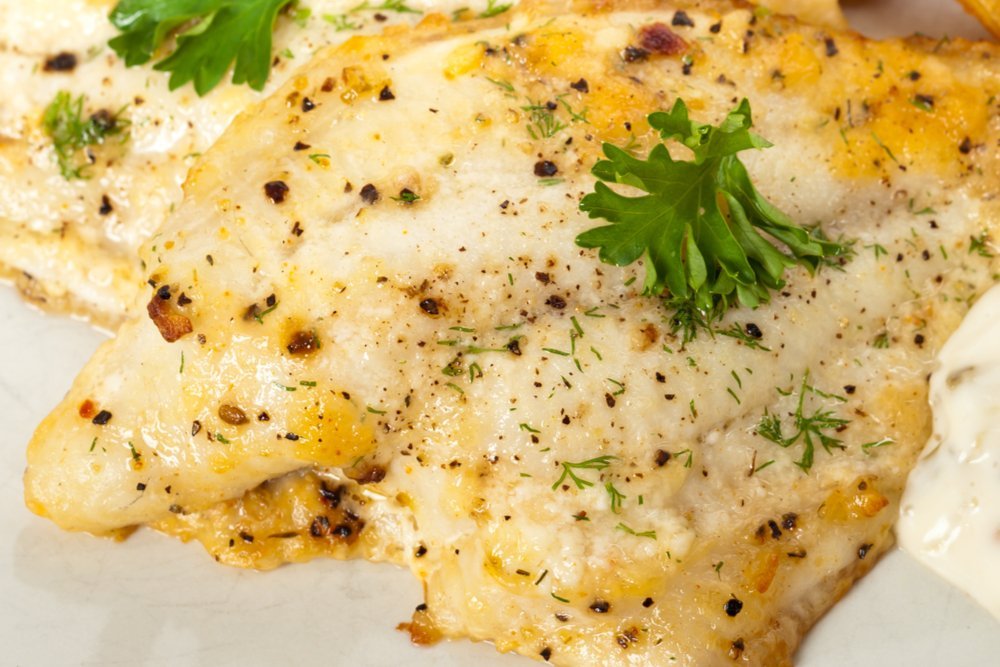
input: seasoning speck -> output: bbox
[218,404,248,425]
[264,180,289,204]
[44,52,78,72]
[589,600,611,613]
[534,160,558,177]
[360,183,380,204]
[724,596,744,617]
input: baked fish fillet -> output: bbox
[0,0,840,328]
[0,0,485,327]
[24,0,1000,664]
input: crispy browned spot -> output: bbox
[344,462,386,485]
[286,330,319,355]
[400,605,443,645]
[147,296,193,342]
[638,22,688,56]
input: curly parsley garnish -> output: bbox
[108,0,295,96]
[43,91,129,180]
[578,98,849,333]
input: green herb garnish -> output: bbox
[616,523,656,539]
[350,0,420,14]
[478,0,512,18]
[552,455,616,490]
[604,481,626,513]
[108,0,294,96]
[578,98,849,335]
[43,91,129,180]
[756,370,849,471]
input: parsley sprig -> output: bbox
[756,370,849,471]
[109,0,294,96]
[578,99,849,331]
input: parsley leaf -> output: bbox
[108,0,294,96]
[578,98,849,328]
[43,91,129,180]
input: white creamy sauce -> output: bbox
[898,285,1000,621]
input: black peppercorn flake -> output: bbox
[745,322,762,339]
[724,596,743,617]
[378,85,395,101]
[642,597,654,607]
[654,449,671,466]
[534,160,558,177]
[301,97,315,112]
[570,78,589,93]
[44,52,78,72]
[540,647,552,661]
[545,295,566,309]
[264,180,289,204]
[419,298,440,315]
[858,543,873,559]
[589,599,611,613]
[824,36,839,57]
[92,410,113,426]
[672,10,695,27]
[293,141,311,151]
[99,195,113,216]
[156,285,172,300]
[622,46,649,63]
[360,183,380,204]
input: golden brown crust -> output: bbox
[957,0,1000,38]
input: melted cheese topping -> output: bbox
[898,284,1000,621]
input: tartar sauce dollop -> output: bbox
[897,285,1000,620]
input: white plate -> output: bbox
[3,2,998,664]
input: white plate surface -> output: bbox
[3,1,998,665]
